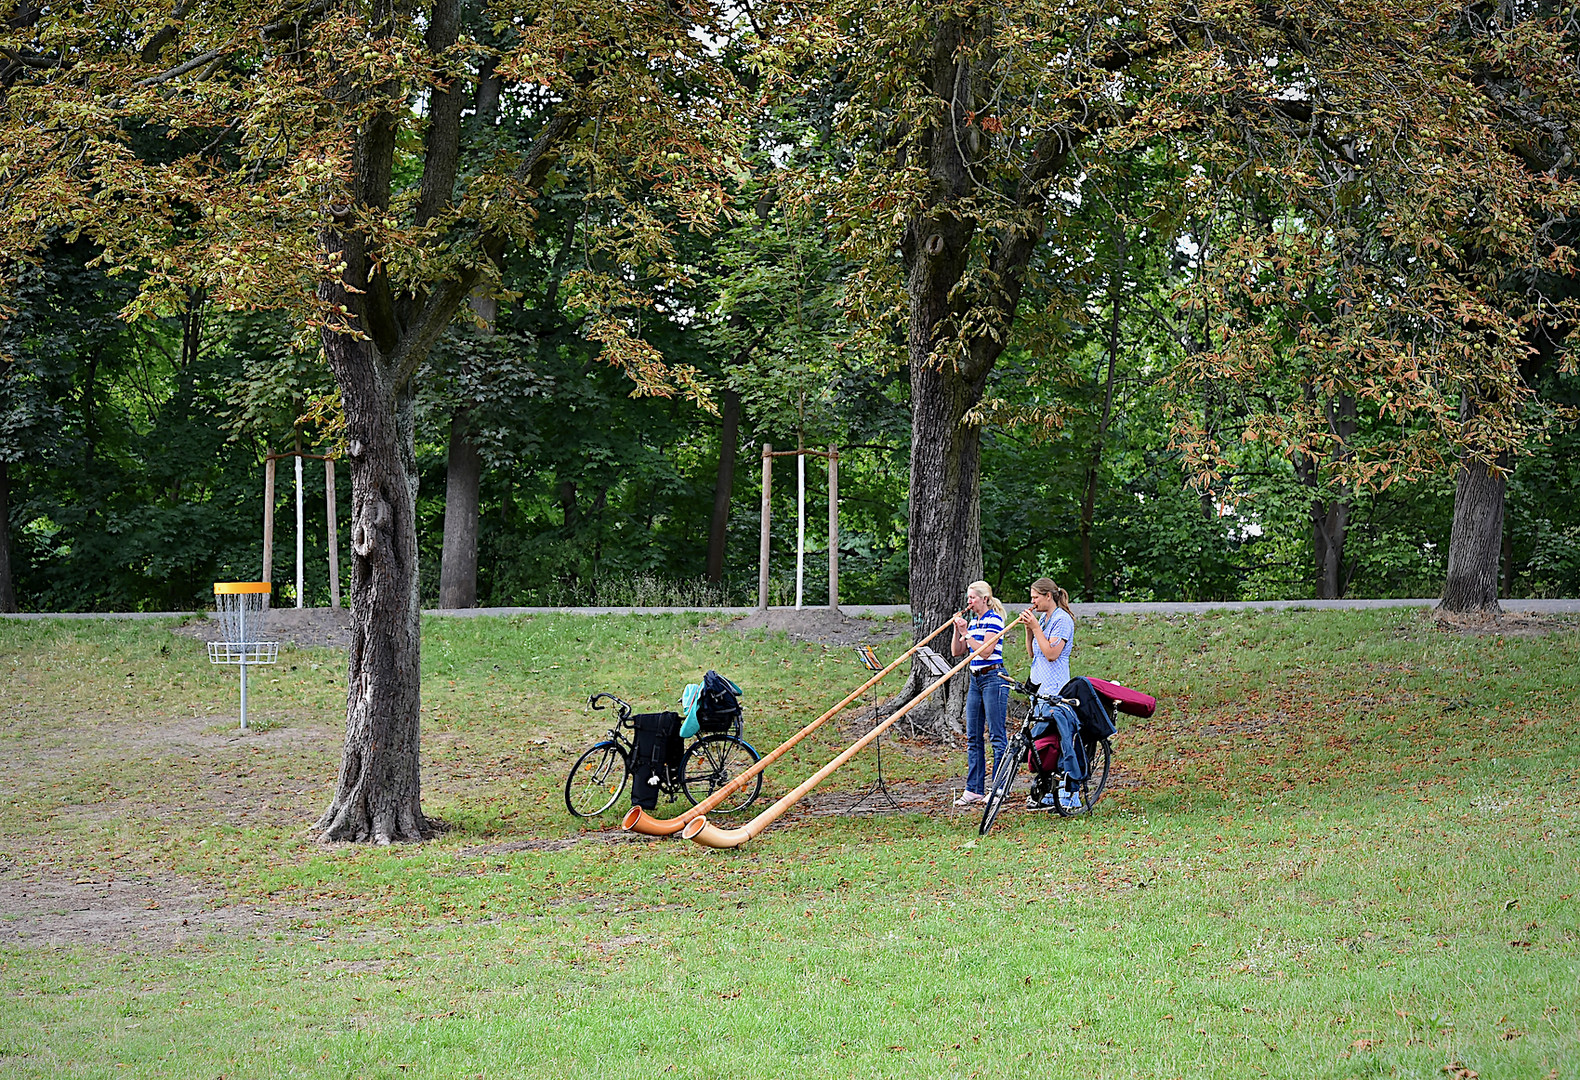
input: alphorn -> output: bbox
[683,623,1008,850]
[622,615,959,837]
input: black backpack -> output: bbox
[697,670,743,733]
[629,711,684,810]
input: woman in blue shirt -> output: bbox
[1018,576,1074,696]
[1016,576,1080,809]
[951,580,1010,807]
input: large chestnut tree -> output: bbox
[2,0,741,841]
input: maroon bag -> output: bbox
[1085,676,1157,718]
[1028,732,1060,773]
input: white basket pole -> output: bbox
[238,599,249,730]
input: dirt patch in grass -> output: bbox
[172,607,354,650]
[1431,609,1577,638]
[725,609,908,648]
[0,871,313,949]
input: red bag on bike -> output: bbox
[1029,731,1060,774]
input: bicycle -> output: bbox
[564,692,764,818]
[979,681,1112,835]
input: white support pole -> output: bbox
[325,458,340,609]
[294,448,304,608]
[238,602,249,731]
[758,443,771,611]
[795,450,805,609]
[828,444,838,612]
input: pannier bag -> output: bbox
[630,711,684,811]
[1028,724,1061,774]
[697,670,743,733]
[1028,700,1081,776]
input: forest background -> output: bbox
[2,1,1579,617]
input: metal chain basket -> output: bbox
[208,582,279,663]
[208,582,278,729]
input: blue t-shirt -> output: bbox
[1029,608,1074,694]
[967,610,1005,671]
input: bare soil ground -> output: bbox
[1430,609,1577,637]
[169,606,908,652]
[724,608,909,647]
[0,872,319,950]
[172,606,355,649]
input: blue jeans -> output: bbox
[1032,699,1087,781]
[964,669,1009,795]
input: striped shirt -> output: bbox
[966,610,1005,672]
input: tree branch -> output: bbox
[131,46,225,87]
[413,0,465,229]
[138,0,189,64]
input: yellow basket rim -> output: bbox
[213,582,273,595]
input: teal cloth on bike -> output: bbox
[678,683,704,737]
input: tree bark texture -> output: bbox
[906,360,991,732]
[1081,246,1124,601]
[316,329,427,843]
[437,409,480,609]
[0,460,16,612]
[705,387,741,583]
[1293,391,1356,599]
[1311,497,1351,599]
[896,14,1072,733]
[1440,456,1507,613]
[436,276,498,610]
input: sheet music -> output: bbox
[913,645,954,677]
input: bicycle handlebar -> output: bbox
[1010,679,1079,709]
[587,692,634,723]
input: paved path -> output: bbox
[5,598,1578,619]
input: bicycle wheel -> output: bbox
[564,741,630,818]
[1056,737,1111,817]
[979,734,1027,835]
[682,735,762,814]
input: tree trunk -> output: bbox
[437,409,480,608]
[0,460,16,613]
[315,329,427,844]
[1294,391,1356,599]
[559,479,578,530]
[437,284,495,609]
[894,13,1064,734]
[906,359,990,733]
[1081,244,1124,600]
[705,387,741,583]
[1311,497,1350,599]
[1440,456,1507,613]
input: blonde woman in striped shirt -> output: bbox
[950,580,1010,807]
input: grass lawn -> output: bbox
[0,608,1576,1079]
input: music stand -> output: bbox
[846,643,901,812]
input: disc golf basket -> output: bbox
[208,582,279,730]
